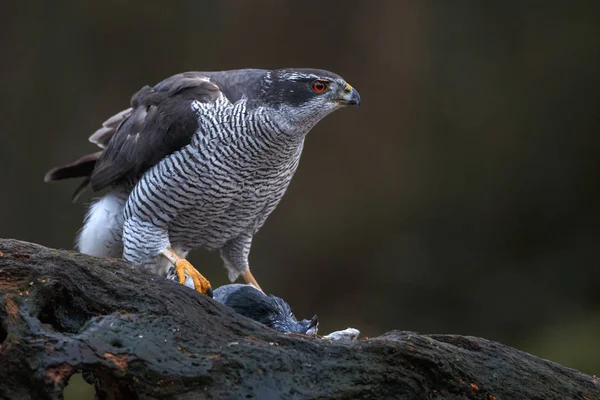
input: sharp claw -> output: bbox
[170,257,211,296]
[175,266,186,284]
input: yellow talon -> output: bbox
[241,269,264,293]
[161,248,212,296]
[174,259,212,295]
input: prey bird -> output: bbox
[212,283,318,335]
[45,69,361,296]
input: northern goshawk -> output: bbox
[45,68,360,296]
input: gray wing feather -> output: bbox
[90,73,222,191]
[44,69,267,198]
[88,107,133,149]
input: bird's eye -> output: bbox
[312,80,328,93]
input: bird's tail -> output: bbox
[44,151,102,202]
[76,186,130,258]
[44,107,132,201]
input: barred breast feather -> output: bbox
[123,90,305,265]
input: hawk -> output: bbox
[45,69,360,296]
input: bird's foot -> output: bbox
[175,259,213,297]
[241,269,264,293]
[161,248,212,297]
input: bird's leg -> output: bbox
[221,233,264,293]
[161,247,213,296]
[241,269,263,292]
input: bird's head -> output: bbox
[260,68,360,131]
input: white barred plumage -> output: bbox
[45,68,360,294]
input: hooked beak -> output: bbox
[337,83,361,106]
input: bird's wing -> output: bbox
[88,107,133,149]
[89,72,224,192]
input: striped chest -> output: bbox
[165,99,306,250]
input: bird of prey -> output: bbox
[45,68,360,296]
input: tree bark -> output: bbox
[0,238,598,399]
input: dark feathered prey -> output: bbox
[212,284,318,335]
[45,68,360,296]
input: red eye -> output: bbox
[312,80,328,93]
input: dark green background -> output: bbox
[2,3,599,395]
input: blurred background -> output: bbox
[2,0,599,385]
